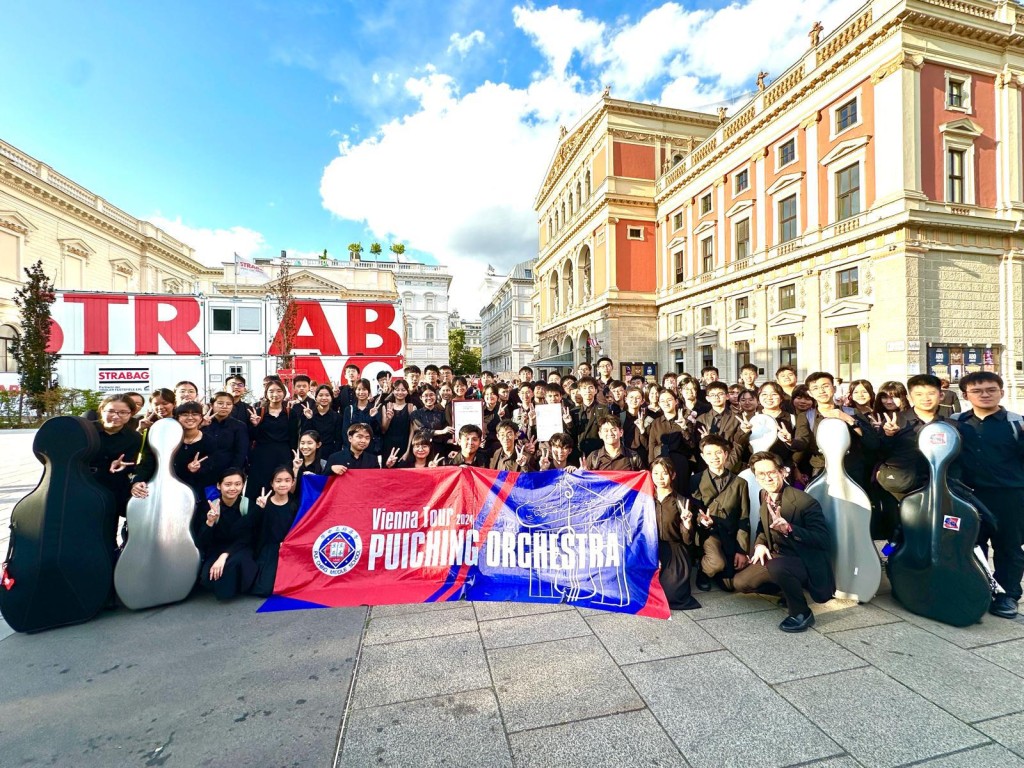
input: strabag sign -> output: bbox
[98,367,150,393]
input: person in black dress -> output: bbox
[341,378,382,454]
[250,467,298,596]
[193,468,257,600]
[411,386,452,455]
[131,401,219,503]
[246,380,293,505]
[650,457,700,610]
[91,395,144,555]
[380,378,416,460]
[295,385,342,458]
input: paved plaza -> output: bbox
[3,430,1024,767]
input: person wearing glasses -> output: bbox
[91,395,144,555]
[950,372,1024,620]
[803,371,880,492]
[131,401,219,502]
[732,452,835,632]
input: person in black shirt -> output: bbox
[326,423,380,474]
[92,395,144,555]
[250,467,298,596]
[489,420,537,471]
[333,363,362,413]
[572,376,610,456]
[193,468,257,600]
[225,375,252,425]
[295,385,343,458]
[951,372,1024,619]
[650,457,700,610]
[389,430,446,468]
[448,424,487,467]
[537,432,581,471]
[584,416,644,471]
[203,391,250,471]
[132,401,218,503]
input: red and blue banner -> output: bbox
[259,467,670,618]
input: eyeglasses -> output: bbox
[754,470,783,479]
[807,385,831,393]
[966,388,1001,395]
[102,409,132,417]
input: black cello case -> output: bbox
[0,416,115,632]
[886,421,990,627]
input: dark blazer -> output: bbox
[692,409,750,473]
[689,470,750,574]
[755,486,835,603]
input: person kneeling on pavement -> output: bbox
[732,452,835,632]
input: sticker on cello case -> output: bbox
[943,516,961,531]
[929,433,948,445]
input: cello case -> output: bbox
[0,416,114,632]
[115,418,201,609]
[887,421,990,627]
[737,414,778,549]
[805,418,881,602]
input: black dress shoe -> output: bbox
[990,595,1020,620]
[779,613,815,633]
[695,571,712,592]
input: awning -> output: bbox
[529,351,575,368]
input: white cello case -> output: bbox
[805,417,881,603]
[115,418,201,609]
[738,414,779,550]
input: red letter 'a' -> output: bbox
[134,297,201,354]
[63,294,129,354]
[347,303,401,355]
[268,301,342,356]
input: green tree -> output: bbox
[448,328,481,376]
[369,242,382,259]
[11,260,59,415]
[389,243,406,256]
[347,242,363,260]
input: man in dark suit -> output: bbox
[732,451,835,632]
[691,381,750,473]
[688,434,750,591]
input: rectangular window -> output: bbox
[779,334,797,368]
[627,226,643,239]
[700,306,712,327]
[778,284,796,311]
[736,340,750,370]
[65,256,84,289]
[836,267,859,299]
[836,326,861,380]
[673,212,684,230]
[673,313,683,333]
[701,237,714,273]
[700,193,712,215]
[948,149,966,203]
[948,79,964,109]
[113,273,129,292]
[734,169,749,193]
[674,249,685,284]
[0,231,18,279]
[238,306,261,332]
[734,218,750,260]
[835,163,861,221]
[211,307,233,332]
[735,296,749,319]
[700,344,714,370]
[779,138,796,167]
[835,98,858,132]
[779,195,797,243]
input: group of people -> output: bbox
[85,357,1022,632]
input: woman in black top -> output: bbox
[341,378,382,454]
[92,395,144,554]
[246,380,292,505]
[646,388,694,494]
[295,385,342,457]
[251,467,298,596]
[650,458,699,610]
[380,379,416,460]
[411,386,452,455]
[193,468,257,600]
[389,430,446,468]
[131,401,219,503]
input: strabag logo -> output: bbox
[313,526,363,576]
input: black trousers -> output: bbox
[732,555,811,617]
[974,487,1024,601]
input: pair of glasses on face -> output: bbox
[966,388,1000,396]
[102,410,132,418]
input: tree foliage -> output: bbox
[389,243,406,256]
[448,328,480,376]
[369,242,382,258]
[11,260,59,414]
[347,242,363,260]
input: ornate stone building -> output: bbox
[480,260,535,376]
[532,97,719,375]
[656,0,1023,399]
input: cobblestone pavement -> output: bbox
[2,429,1024,767]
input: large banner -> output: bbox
[260,467,670,619]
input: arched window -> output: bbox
[425,323,435,341]
[0,324,17,373]
[554,210,559,230]
[561,202,566,224]
[568,194,574,218]
[548,218,553,238]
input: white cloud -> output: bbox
[319,0,866,318]
[447,30,486,57]
[148,215,267,269]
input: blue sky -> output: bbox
[3,0,862,316]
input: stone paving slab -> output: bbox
[870,594,1024,649]
[472,599,573,621]
[686,590,776,620]
[339,688,512,768]
[625,651,843,768]
[477,607,592,650]
[776,667,988,768]
[364,603,479,645]
[488,634,645,733]
[830,622,1024,723]
[585,611,722,665]
[0,594,364,768]
[810,598,903,634]
[698,609,867,684]
[971,638,1024,679]
[974,712,1024,758]
[913,743,1024,767]
[369,600,468,619]
[351,632,492,709]
[508,710,689,768]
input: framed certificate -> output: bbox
[453,400,484,437]
[535,403,564,443]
